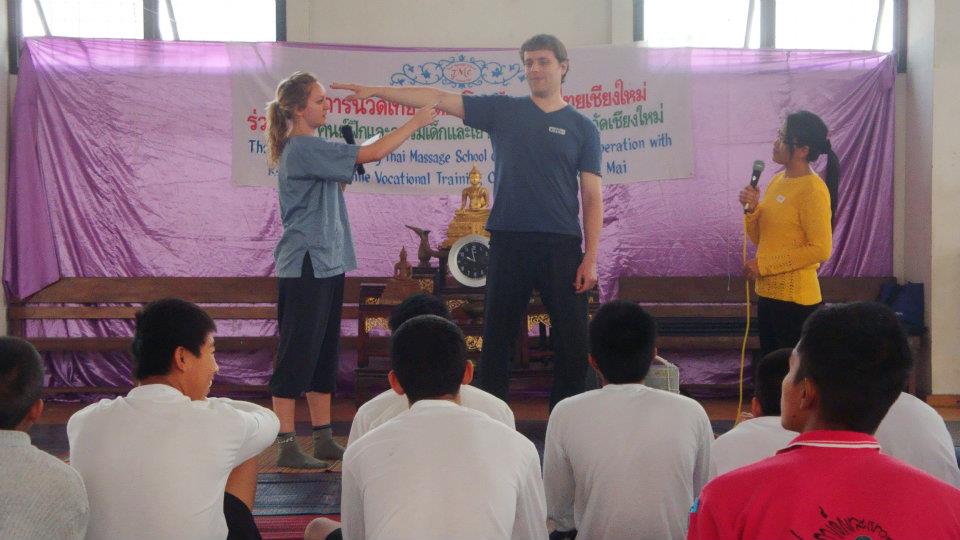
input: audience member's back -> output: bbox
[348,293,514,446]
[876,391,960,487]
[710,349,960,486]
[544,301,712,540]
[67,299,279,540]
[0,337,89,540]
[341,315,546,539]
[710,349,796,479]
[689,302,960,539]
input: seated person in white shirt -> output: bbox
[710,348,960,486]
[0,337,89,540]
[67,298,281,540]
[710,348,797,479]
[687,302,960,538]
[543,300,713,540]
[875,390,960,487]
[308,314,547,540]
[347,293,514,446]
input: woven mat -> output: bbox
[254,514,338,539]
[254,473,341,516]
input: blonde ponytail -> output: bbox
[264,71,319,167]
[265,100,289,167]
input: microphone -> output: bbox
[340,125,365,176]
[744,160,765,213]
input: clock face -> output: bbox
[456,242,489,279]
[448,234,490,288]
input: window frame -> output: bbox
[6,0,286,74]
[632,0,905,72]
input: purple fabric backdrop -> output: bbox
[4,39,894,392]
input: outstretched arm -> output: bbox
[355,105,438,164]
[331,82,465,119]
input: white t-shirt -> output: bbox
[543,384,713,540]
[710,416,798,479]
[709,393,960,487]
[341,400,547,540]
[348,384,515,446]
[875,392,960,487]
[67,384,280,540]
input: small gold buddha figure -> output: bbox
[441,164,492,249]
[458,164,489,213]
[393,246,413,280]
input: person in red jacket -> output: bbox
[688,301,960,539]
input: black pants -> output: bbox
[224,492,262,540]
[271,254,345,397]
[757,296,821,359]
[477,232,589,409]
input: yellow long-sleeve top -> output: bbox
[745,171,832,305]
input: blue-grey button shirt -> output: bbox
[274,136,360,278]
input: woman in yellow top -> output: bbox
[739,111,840,358]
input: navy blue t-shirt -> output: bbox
[463,95,602,238]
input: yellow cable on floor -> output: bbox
[737,218,752,424]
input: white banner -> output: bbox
[230,43,693,193]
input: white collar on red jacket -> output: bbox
[778,430,881,453]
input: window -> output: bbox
[22,0,143,39]
[643,0,756,48]
[158,0,276,42]
[776,0,892,52]
[10,0,285,73]
[638,0,896,53]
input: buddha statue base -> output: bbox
[441,209,491,249]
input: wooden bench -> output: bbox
[616,276,921,394]
[12,275,922,397]
[7,276,388,394]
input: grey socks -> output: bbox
[276,432,330,469]
[311,425,345,461]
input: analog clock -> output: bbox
[448,234,490,288]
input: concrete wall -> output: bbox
[285,0,624,48]
[926,0,960,395]
[899,0,960,396]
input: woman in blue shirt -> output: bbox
[266,71,436,468]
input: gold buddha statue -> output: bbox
[459,166,489,213]
[441,164,491,248]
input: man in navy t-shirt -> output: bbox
[333,34,603,407]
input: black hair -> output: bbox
[520,34,569,82]
[783,110,841,227]
[388,293,451,332]
[795,302,912,434]
[753,348,792,416]
[0,337,44,430]
[589,300,657,384]
[131,298,216,380]
[391,315,466,403]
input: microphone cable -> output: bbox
[737,161,763,424]
[737,217,752,424]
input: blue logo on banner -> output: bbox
[390,55,524,89]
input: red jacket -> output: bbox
[688,430,960,539]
